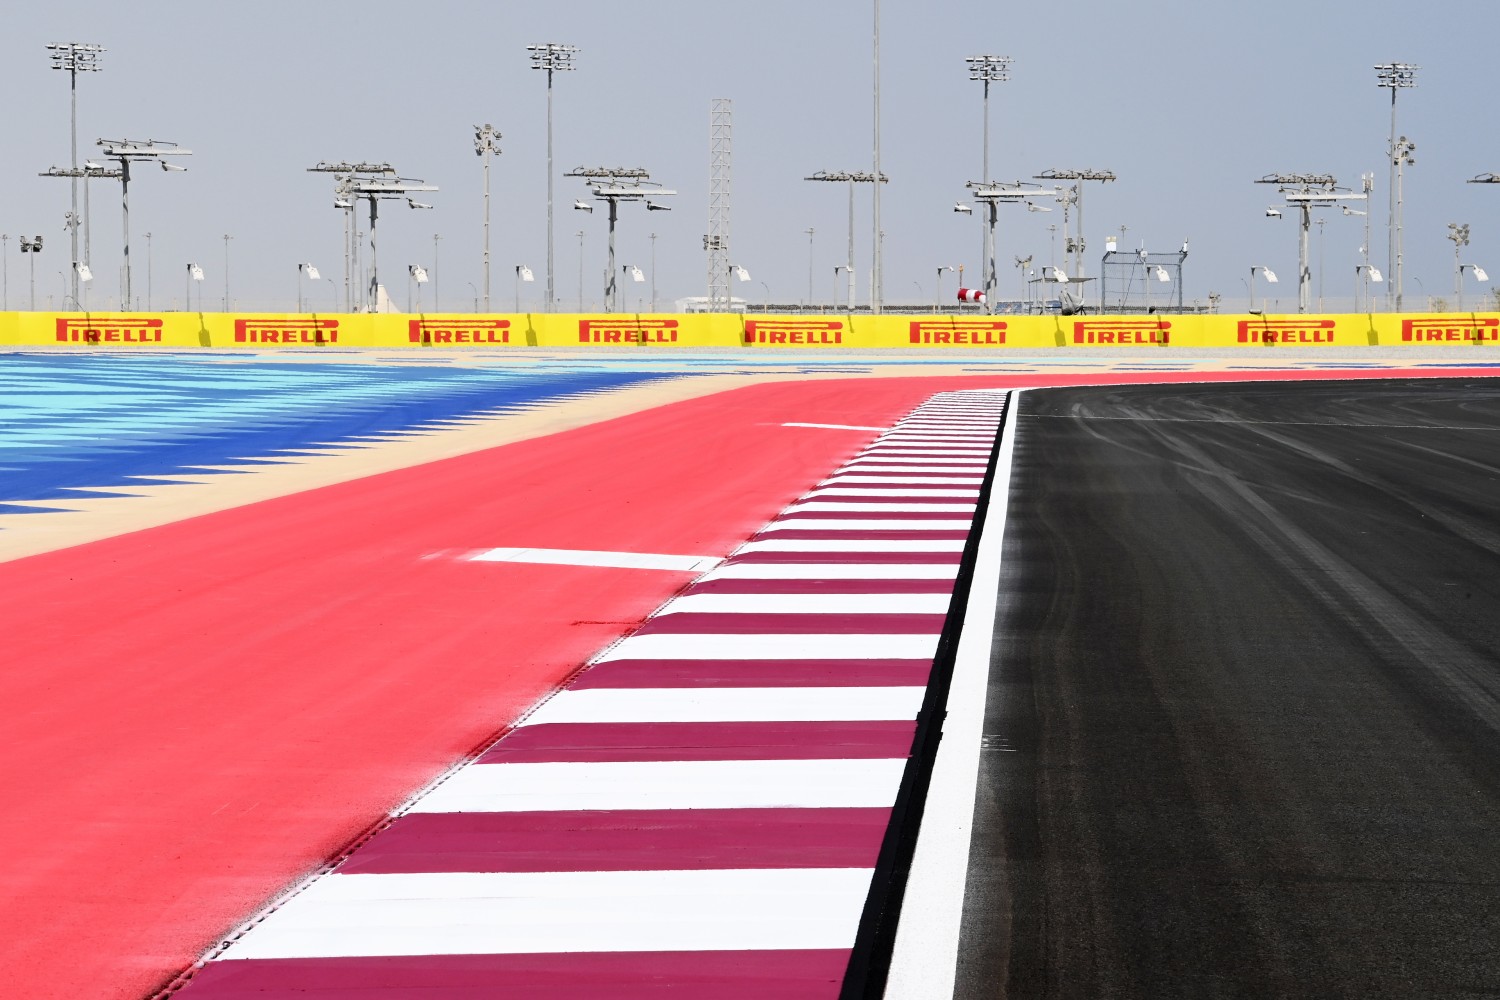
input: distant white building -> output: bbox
[675,296,749,313]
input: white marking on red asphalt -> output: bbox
[738,539,969,553]
[789,503,978,514]
[700,562,963,581]
[756,519,975,531]
[407,758,912,814]
[216,868,877,958]
[596,633,941,660]
[782,422,889,431]
[183,389,1010,997]
[520,686,928,726]
[467,547,722,572]
[662,593,954,614]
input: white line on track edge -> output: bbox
[883,388,1023,1000]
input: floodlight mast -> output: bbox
[566,167,675,312]
[96,138,190,311]
[474,124,502,311]
[1256,173,1365,313]
[342,172,438,311]
[962,180,1052,314]
[1448,223,1471,310]
[39,163,120,309]
[805,170,887,311]
[48,43,103,310]
[1375,63,1418,310]
[530,43,578,313]
[1035,169,1115,282]
[308,162,393,311]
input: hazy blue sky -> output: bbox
[3,1,1497,312]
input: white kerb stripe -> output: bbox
[468,548,721,572]
[214,868,876,959]
[596,632,940,661]
[761,519,974,531]
[408,757,911,814]
[801,488,980,499]
[661,592,954,614]
[520,685,928,726]
[738,539,967,553]
[782,422,888,431]
[820,476,984,486]
[700,563,960,581]
[787,503,977,514]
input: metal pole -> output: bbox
[433,233,440,311]
[1,236,7,310]
[982,79,990,186]
[185,264,190,314]
[847,180,856,310]
[30,249,37,310]
[605,198,618,313]
[1317,218,1325,312]
[483,141,492,310]
[82,169,91,308]
[119,159,131,310]
[650,232,658,312]
[299,266,304,313]
[368,197,379,310]
[1298,206,1310,313]
[800,228,812,308]
[577,229,584,311]
[223,234,231,311]
[1387,88,1397,311]
[985,201,997,314]
[70,65,79,309]
[145,232,152,310]
[871,0,882,313]
[546,68,556,312]
[1395,147,1407,311]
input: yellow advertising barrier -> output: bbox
[2,311,1498,349]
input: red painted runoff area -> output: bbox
[0,367,1491,999]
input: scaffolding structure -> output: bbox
[1099,248,1187,313]
[706,99,732,312]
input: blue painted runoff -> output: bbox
[0,354,666,511]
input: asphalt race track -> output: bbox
[959,379,1500,999]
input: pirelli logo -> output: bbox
[409,319,511,344]
[908,320,1007,346]
[234,319,339,344]
[1237,319,1336,345]
[578,319,679,344]
[55,317,164,344]
[1401,317,1500,343]
[743,320,844,346]
[1073,320,1171,345]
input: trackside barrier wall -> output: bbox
[2,312,1499,349]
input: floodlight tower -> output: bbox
[1256,173,1366,313]
[958,180,1052,313]
[1448,223,1471,310]
[529,43,578,312]
[48,43,103,310]
[474,124,502,311]
[96,138,191,310]
[38,162,119,308]
[566,167,675,313]
[308,161,394,311]
[1375,63,1418,310]
[805,170,887,311]
[707,99,733,313]
[965,56,1011,186]
[1035,169,1116,282]
[343,172,437,310]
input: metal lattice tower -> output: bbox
[707,99,732,312]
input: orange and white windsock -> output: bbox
[956,287,986,303]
